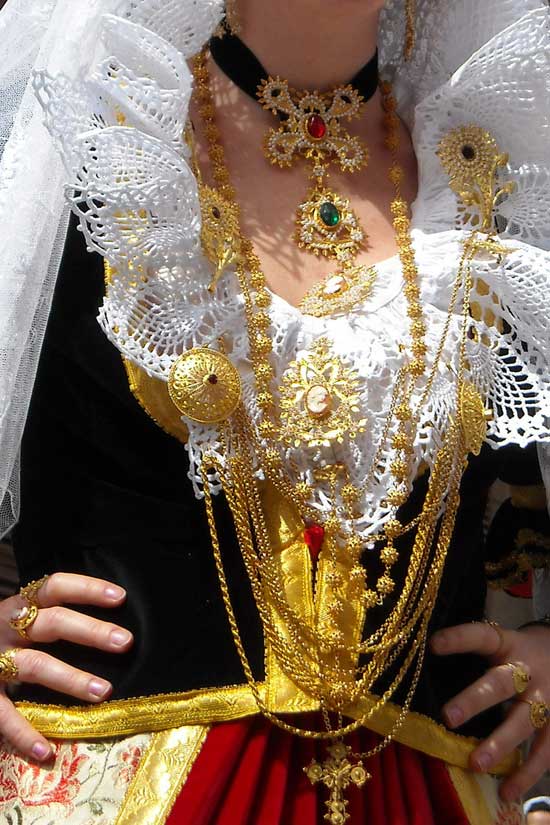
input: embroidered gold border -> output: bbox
[114,725,209,825]
[447,764,494,825]
[16,685,518,776]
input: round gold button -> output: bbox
[168,348,242,424]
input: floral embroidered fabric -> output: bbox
[0,733,150,824]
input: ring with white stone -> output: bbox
[8,604,39,640]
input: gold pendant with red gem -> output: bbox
[257,78,369,259]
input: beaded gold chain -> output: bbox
[189,49,493,824]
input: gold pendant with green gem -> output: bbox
[295,183,366,261]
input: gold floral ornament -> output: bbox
[300,263,377,318]
[459,381,493,456]
[168,348,242,424]
[278,338,367,448]
[198,184,242,292]
[437,125,516,233]
[258,80,367,173]
[305,740,370,825]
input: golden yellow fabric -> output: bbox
[114,725,209,825]
[16,685,518,777]
[123,359,188,444]
[446,764,496,825]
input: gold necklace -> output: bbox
[174,50,501,825]
[298,263,377,317]
[189,47,459,674]
[258,76,369,262]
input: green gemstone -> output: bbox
[319,202,340,228]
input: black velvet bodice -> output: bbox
[12,214,522,739]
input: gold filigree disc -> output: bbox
[168,348,241,424]
[459,382,489,456]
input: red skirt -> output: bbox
[166,716,471,825]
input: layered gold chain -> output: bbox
[187,48,502,823]
[191,46,474,709]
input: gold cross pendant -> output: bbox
[304,740,370,825]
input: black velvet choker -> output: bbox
[209,32,379,105]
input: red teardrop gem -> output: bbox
[304,524,325,565]
[307,114,327,140]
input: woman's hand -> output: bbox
[0,573,133,762]
[431,621,550,801]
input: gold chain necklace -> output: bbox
[169,50,499,825]
[193,53,432,615]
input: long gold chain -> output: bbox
[191,46,474,719]
[193,53,436,617]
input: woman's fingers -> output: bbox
[499,726,550,801]
[470,701,533,774]
[441,662,528,728]
[0,692,52,763]
[430,622,512,661]
[15,648,112,703]
[7,605,133,652]
[28,573,126,609]
[0,574,127,633]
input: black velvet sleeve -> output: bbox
[13,213,264,703]
[485,444,550,593]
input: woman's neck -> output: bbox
[238,0,382,89]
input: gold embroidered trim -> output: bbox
[124,359,189,445]
[114,725,209,825]
[446,764,495,825]
[16,685,518,776]
[510,484,548,512]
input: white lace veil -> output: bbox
[0,0,119,537]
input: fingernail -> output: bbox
[445,706,463,727]
[110,629,132,647]
[32,742,51,761]
[89,679,112,699]
[475,753,491,772]
[104,586,125,601]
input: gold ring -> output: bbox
[484,619,505,654]
[505,662,530,695]
[8,604,39,640]
[0,649,20,683]
[19,575,49,608]
[518,699,550,730]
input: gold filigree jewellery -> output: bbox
[208,34,379,291]
[258,78,368,261]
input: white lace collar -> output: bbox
[34,0,550,527]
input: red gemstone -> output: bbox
[307,114,327,140]
[304,524,325,566]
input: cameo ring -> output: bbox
[505,662,530,695]
[8,604,39,640]
[518,699,550,730]
[19,575,49,607]
[0,649,20,683]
